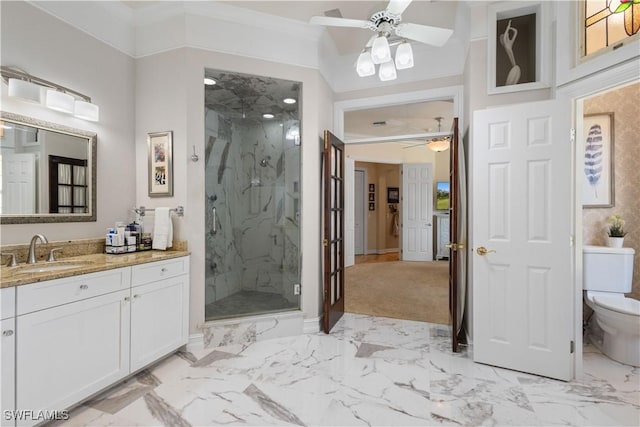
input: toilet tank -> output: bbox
[583,245,635,292]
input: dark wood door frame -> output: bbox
[449,118,461,352]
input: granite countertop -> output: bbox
[0,250,190,288]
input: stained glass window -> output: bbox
[583,0,640,56]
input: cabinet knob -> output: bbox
[2,330,14,337]
[133,294,140,299]
[161,267,168,273]
[124,296,130,302]
[79,284,89,290]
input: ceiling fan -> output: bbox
[309,0,453,81]
[402,117,451,152]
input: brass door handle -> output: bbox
[445,243,465,251]
[476,246,496,256]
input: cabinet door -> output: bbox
[16,290,130,425]
[130,275,188,372]
[1,318,16,427]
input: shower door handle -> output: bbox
[211,207,217,234]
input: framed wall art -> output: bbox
[148,131,173,197]
[487,1,551,94]
[583,113,615,208]
[387,187,399,203]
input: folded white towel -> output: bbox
[152,207,173,250]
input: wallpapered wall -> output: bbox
[583,82,640,299]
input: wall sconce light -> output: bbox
[8,78,42,103]
[1,66,99,122]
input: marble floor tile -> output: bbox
[59,313,640,427]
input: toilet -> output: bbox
[583,245,640,367]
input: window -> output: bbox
[49,155,87,214]
[582,0,640,57]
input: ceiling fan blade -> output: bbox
[395,22,453,47]
[402,142,426,149]
[386,0,414,16]
[309,16,371,29]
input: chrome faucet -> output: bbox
[27,234,48,264]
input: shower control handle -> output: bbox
[211,207,217,234]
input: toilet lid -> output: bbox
[593,295,640,316]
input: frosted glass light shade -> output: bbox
[74,100,99,122]
[427,137,450,152]
[378,61,397,81]
[8,78,42,103]
[395,42,414,70]
[45,89,74,113]
[356,51,375,77]
[371,36,391,64]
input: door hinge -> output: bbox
[293,283,301,295]
[570,128,576,142]
[570,340,575,354]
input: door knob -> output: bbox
[445,243,465,251]
[476,246,496,256]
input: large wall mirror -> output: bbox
[0,111,96,224]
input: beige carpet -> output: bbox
[345,261,450,325]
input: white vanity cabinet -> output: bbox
[4,255,189,426]
[1,288,16,427]
[15,269,131,427]
[130,257,189,372]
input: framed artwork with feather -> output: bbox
[583,113,614,208]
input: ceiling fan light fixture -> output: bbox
[371,35,391,64]
[356,51,375,77]
[427,136,450,152]
[378,60,397,81]
[395,42,414,70]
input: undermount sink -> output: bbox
[13,260,93,274]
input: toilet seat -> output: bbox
[593,295,640,317]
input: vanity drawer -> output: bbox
[16,267,131,316]
[131,257,188,287]
[1,287,15,320]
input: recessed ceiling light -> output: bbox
[283,98,296,104]
[204,78,216,86]
[263,113,275,119]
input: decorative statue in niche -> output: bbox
[500,19,521,86]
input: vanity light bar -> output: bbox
[1,66,99,122]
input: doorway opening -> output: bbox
[345,101,453,324]
[577,80,640,370]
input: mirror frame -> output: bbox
[0,111,97,224]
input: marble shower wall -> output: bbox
[205,109,300,309]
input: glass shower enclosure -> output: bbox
[204,69,301,321]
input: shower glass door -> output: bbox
[203,69,301,321]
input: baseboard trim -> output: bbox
[365,248,399,255]
[304,316,321,334]
[186,333,204,352]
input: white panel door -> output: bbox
[402,163,433,261]
[354,170,365,255]
[344,158,355,267]
[2,153,36,214]
[473,99,573,381]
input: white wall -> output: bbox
[135,47,332,334]
[0,1,136,244]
